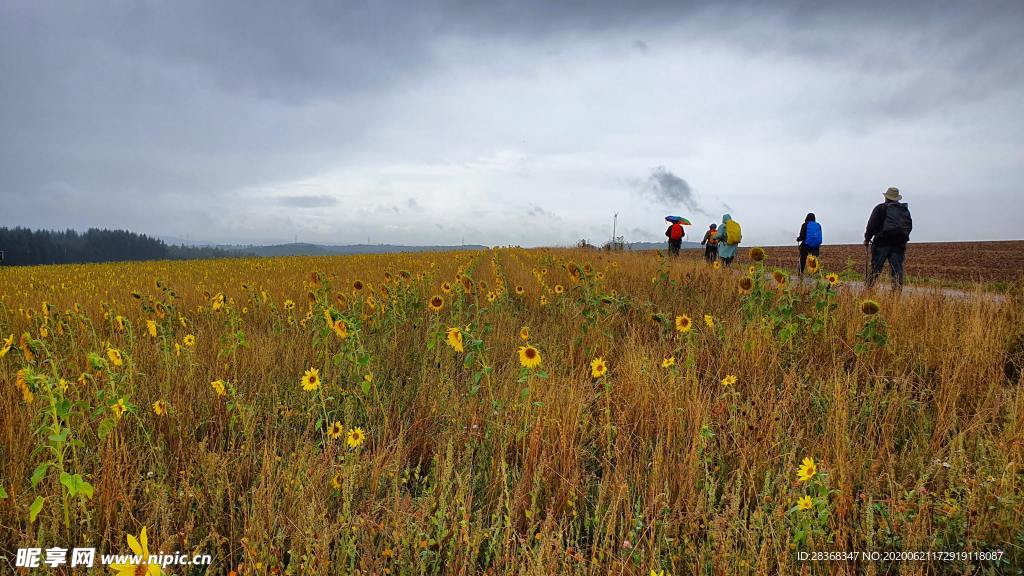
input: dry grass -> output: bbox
[1,249,1021,575]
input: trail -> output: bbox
[790,275,1010,303]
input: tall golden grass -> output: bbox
[0,249,1020,575]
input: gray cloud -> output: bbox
[276,195,338,208]
[1,1,1022,245]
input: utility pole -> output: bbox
[611,213,618,244]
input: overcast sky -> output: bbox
[2,1,1022,247]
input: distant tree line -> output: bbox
[0,227,243,266]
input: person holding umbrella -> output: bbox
[664,216,690,256]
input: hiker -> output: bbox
[700,224,719,262]
[665,219,685,256]
[796,213,822,275]
[713,214,741,266]
[864,187,912,290]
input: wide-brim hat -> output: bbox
[884,187,902,201]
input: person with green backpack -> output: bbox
[713,213,741,266]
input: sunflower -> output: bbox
[445,327,464,352]
[301,368,320,392]
[596,271,606,280]
[346,427,366,449]
[428,295,444,312]
[114,315,127,332]
[331,472,343,490]
[183,334,196,347]
[110,527,161,576]
[674,314,692,333]
[441,281,453,294]
[860,299,880,316]
[39,325,49,339]
[748,265,756,275]
[797,495,813,511]
[15,369,34,403]
[486,291,497,303]
[738,276,754,295]
[284,299,296,311]
[18,332,35,358]
[519,326,530,341]
[796,457,817,482]
[353,280,364,291]
[460,276,474,293]
[661,356,675,368]
[540,295,549,306]
[0,334,13,358]
[554,284,565,295]
[721,374,737,387]
[365,295,377,310]
[515,285,525,295]
[107,347,124,367]
[332,318,349,339]
[750,247,766,262]
[713,260,722,270]
[111,398,128,419]
[825,273,840,287]
[772,270,788,286]
[152,399,169,416]
[211,379,227,396]
[805,255,820,274]
[590,357,608,378]
[327,421,344,440]
[703,314,714,330]
[518,345,542,369]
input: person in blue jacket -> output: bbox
[796,213,822,275]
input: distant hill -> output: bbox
[217,243,488,257]
[626,241,702,251]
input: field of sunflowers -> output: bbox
[1,248,1021,575]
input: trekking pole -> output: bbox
[863,242,870,288]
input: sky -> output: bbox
[2,1,1023,247]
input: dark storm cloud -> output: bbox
[640,167,705,214]
[1,0,1022,243]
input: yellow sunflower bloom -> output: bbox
[518,345,542,369]
[445,327,464,352]
[301,368,320,392]
[109,526,161,576]
[796,457,817,482]
[674,314,692,333]
[346,427,366,449]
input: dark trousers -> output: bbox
[721,255,734,266]
[704,244,718,262]
[799,244,819,274]
[668,240,681,256]
[867,244,906,289]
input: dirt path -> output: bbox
[791,275,1010,303]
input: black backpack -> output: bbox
[881,202,912,243]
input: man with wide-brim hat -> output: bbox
[863,186,913,290]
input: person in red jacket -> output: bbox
[665,220,684,256]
